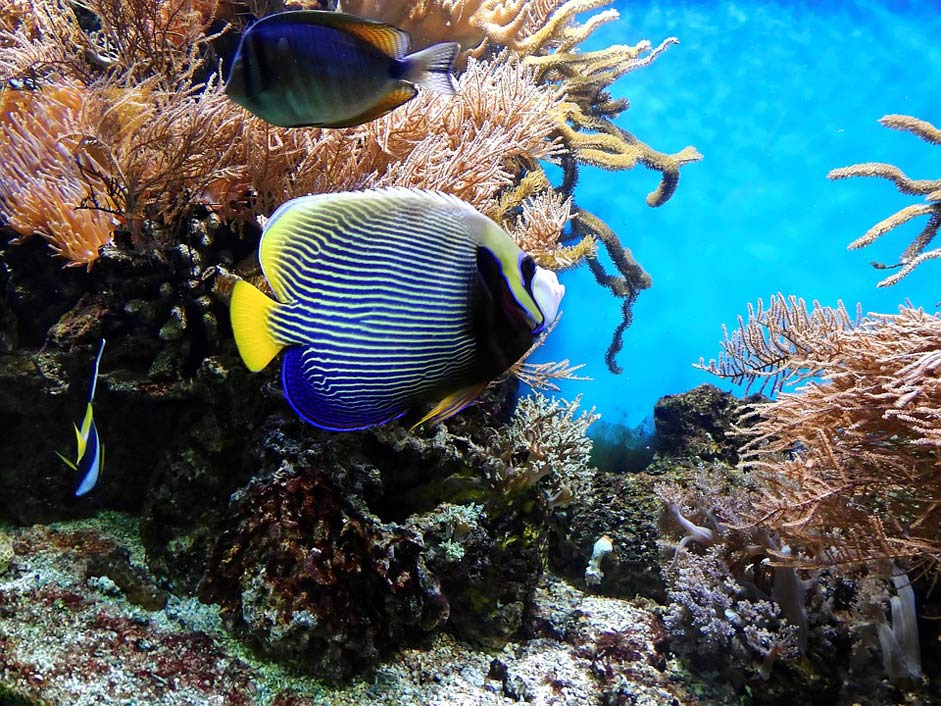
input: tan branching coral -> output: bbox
[695,294,860,395]
[338,0,618,62]
[0,0,242,261]
[0,0,41,36]
[2,0,699,377]
[828,115,941,287]
[702,294,941,578]
[73,78,245,243]
[79,0,223,85]
[227,54,564,216]
[463,391,599,504]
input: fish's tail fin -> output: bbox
[231,279,284,372]
[405,42,459,95]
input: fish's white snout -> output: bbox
[532,266,564,328]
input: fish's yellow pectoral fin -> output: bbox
[72,421,86,460]
[230,279,285,372]
[55,449,78,471]
[411,382,490,429]
[78,401,93,446]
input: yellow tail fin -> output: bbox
[230,279,284,372]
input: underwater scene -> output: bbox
[0,0,939,705]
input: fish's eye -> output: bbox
[520,255,536,287]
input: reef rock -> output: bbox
[651,383,756,466]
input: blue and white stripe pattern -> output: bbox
[261,189,495,430]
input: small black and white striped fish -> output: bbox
[224,9,458,128]
[230,188,565,431]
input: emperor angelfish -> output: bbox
[230,188,565,431]
[224,10,459,128]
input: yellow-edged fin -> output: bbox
[72,422,86,460]
[77,403,93,455]
[230,279,284,372]
[55,449,78,471]
[411,382,490,429]
[299,10,410,57]
[324,84,417,128]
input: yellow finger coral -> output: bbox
[828,115,941,287]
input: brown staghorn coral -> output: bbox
[828,115,941,287]
[703,294,941,579]
[72,78,245,245]
[0,0,221,88]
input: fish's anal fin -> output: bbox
[230,279,284,372]
[411,381,489,429]
[324,84,417,128]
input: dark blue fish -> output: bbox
[55,338,105,496]
[225,10,459,128]
[229,188,565,431]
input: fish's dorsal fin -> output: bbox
[411,381,489,429]
[88,338,105,402]
[271,10,410,57]
[321,83,417,128]
[259,187,473,304]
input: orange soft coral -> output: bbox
[0,86,120,269]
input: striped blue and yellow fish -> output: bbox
[56,338,105,496]
[224,10,459,128]
[230,188,565,431]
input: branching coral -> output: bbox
[657,465,814,679]
[2,0,700,376]
[695,293,860,395]
[463,392,599,505]
[73,78,245,244]
[0,0,240,262]
[338,0,619,62]
[828,115,941,287]
[702,294,941,578]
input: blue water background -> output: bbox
[529,0,941,443]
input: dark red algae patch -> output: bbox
[12,527,121,559]
[0,521,261,706]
